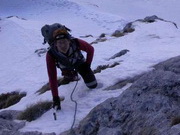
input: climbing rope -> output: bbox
[70,79,79,133]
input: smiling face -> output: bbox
[55,38,70,53]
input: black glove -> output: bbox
[53,96,61,110]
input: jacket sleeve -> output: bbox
[77,39,94,64]
[46,52,59,97]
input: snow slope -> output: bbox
[69,0,180,26]
[0,0,180,134]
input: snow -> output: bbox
[0,0,180,134]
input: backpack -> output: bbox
[41,23,71,45]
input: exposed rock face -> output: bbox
[108,49,129,60]
[62,56,180,135]
[0,110,56,135]
[0,110,21,120]
[111,15,178,38]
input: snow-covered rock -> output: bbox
[0,110,55,135]
[62,55,180,135]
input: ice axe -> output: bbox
[52,96,65,120]
[53,106,57,120]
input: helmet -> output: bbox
[41,23,71,45]
[53,28,71,40]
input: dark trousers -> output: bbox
[61,63,97,89]
[77,63,97,89]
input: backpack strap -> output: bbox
[47,38,82,69]
[48,46,73,69]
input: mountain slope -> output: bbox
[0,0,180,134]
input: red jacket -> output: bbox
[46,39,94,97]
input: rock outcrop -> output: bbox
[0,110,55,135]
[62,55,180,135]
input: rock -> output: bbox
[112,22,135,37]
[34,48,47,57]
[79,35,93,38]
[99,33,106,38]
[0,110,55,135]
[0,130,56,135]
[111,30,124,37]
[0,110,25,132]
[169,124,180,135]
[97,127,123,135]
[61,55,180,135]
[154,55,180,74]
[108,49,129,60]
[142,15,178,29]
[0,110,21,120]
[143,15,160,23]
[93,62,120,74]
[0,118,25,131]
[104,74,144,90]
[123,22,135,33]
